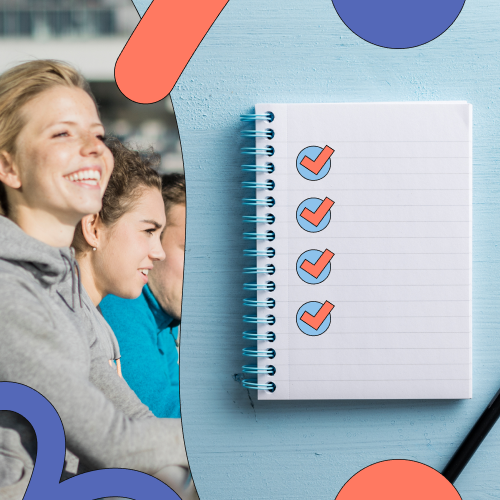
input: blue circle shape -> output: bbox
[296,146,331,181]
[332,0,466,49]
[296,197,332,233]
[296,250,332,285]
[296,301,332,336]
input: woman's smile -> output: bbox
[11,85,113,225]
[63,167,102,188]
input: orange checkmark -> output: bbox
[300,197,334,226]
[300,301,334,330]
[300,145,334,175]
[300,249,334,279]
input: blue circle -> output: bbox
[296,250,332,284]
[296,301,332,336]
[296,198,332,233]
[332,0,466,49]
[296,146,331,180]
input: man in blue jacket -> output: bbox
[100,174,186,418]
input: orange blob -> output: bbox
[115,0,230,103]
[336,460,461,500]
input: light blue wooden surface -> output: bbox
[131,0,500,498]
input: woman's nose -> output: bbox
[151,236,166,262]
[81,132,105,157]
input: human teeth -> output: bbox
[140,269,149,276]
[65,170,101,182]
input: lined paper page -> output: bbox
[253,102,472,400]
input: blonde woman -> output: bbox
[0,61,188,499]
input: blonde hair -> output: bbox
[0,59,95,215]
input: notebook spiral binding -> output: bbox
[242,163,275,173]
[241,112,277,393]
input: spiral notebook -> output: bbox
[241,102,472,400]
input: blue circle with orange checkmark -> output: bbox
[296,301,334,336]
[296,249,333,285]
[296,197,333,233]
[296,145,333,181]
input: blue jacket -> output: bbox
[100,285,180,418]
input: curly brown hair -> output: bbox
[160,173,186,221]
[72,137,162,254]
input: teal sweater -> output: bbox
[100,285,180,418]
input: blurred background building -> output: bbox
[0,0,183,173]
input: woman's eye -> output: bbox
[146,228,155,235]
[53,131,69,138]
[97,134,107,142]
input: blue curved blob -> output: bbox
[0,382,179,500]
[0,382,66,496]
[332,0,466,49]
[54,469,180,500]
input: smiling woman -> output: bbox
[73,137,166,305]
[0,61,113,245]
[0,61,193,500]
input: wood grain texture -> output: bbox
[163,0,500,497]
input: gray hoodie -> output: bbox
[56,271,155,424]
[0,216,187,493]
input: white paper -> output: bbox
[249,102,472,400]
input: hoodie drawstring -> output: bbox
[74,259,83,308]
[61,251,83,309]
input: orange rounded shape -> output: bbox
[336,460,461,500]
[115,0,230,104]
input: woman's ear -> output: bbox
[0,151,22,189]
[80,213,101,249]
